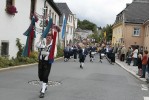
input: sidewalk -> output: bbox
[115,59,146,82]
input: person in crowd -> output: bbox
[98,45,104,63]
[110,46,116,64]
[140,50,148,78]
[89,45,96,62]
[78,44,87,69]
[73,45,78,62]
[107,45,112,61]
[117,46,122,59]
[132,46,138,66]
[36,33,56,98]
[126,47,133,65]
[120,45,127,62]
[137,53,142,76]
[105,45,110,59]
[63,44,70,62]
[69,45,74,58]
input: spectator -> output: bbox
[140,50,148,78]
[132,47,138,66]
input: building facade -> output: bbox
[56,3,77,47]
[0,0,61,58]
[112,0,149,50]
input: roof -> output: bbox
[144,19,149,25]
[55,3,73,25]
[124,1,149,24]
[46,0,61,16]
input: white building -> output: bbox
[55,3,77,47]
[0,0,61,58]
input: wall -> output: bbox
[124,23,144,49]
[144,24,149,51]
[0,0,31,58]
[112,24,123,45]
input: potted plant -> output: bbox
[6,5,18,15]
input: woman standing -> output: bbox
[36,32,56,98]
[137,53,142,76]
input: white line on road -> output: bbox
[144,97,149,100]
[141,84,148,91]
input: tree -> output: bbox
[100,24,113,42]
[78,19,97,33]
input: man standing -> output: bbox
[36,32,56,98]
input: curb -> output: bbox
[0,57,63,71]
[115,61,146,82]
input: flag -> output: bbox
[49,31,57,63]
[104,31,106,38]
[61,14,67,39]
[41,17,53,38]
[22,17,36,57]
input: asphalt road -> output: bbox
[0,54,149,100]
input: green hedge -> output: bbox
[0,51,38,68]
[0,49,63,68]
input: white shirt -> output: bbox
[133,49,138,58]
[36,39,53,60]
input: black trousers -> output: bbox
[74,54,77,59]
[110,53,115,63]
[121,54,125,61]
[99,53,102,59]
[79,56,85,63]
[38,60,52,83]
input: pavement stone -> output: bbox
[115,59,147,82]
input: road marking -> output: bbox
[141,84,148,91]
[144,97,149,100]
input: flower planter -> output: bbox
[6,5,18,15]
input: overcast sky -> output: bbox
[54,0,133,27]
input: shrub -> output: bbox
[0,57,9,68]
[56,44,64,58]
[30,51,38,60]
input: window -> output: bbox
[44,6,48,18]
[133,27,140,36]
[54,14,56,24]
[6,0,13,6]
[147,25,149,36]
[49,10,51,18]
[71,27,73,35]
[68,16,70,22]
[52,12,54,21]
[1,41,9,56]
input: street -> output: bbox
[0,54,149,100]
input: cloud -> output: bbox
[54,0,132,27]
